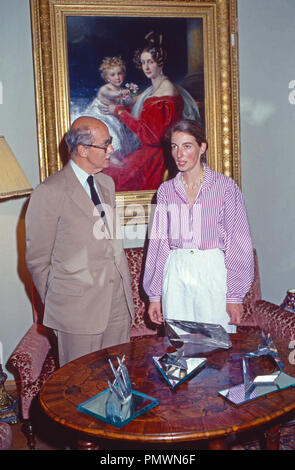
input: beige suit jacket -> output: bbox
[25,162,134,335]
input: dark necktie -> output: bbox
[87,175,105,218]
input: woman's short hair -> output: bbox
[169,119,208,161]
[99,56,126,81]
[133,31,167,69]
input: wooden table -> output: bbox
[40,332,295,450]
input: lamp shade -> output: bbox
[0,136,32,199]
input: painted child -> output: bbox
[85,57,139,162]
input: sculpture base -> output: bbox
[219,371,295,405]
[153,354,206,389]
[77,389,158,428]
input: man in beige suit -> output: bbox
[26,116,134,366]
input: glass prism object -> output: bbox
[219,331,295,404]
[77,388,158,428]
[242,330,284,371]
[165,319,232,352]
[77,355,158,427]
[219,371,295,405]
[153,350,206,389]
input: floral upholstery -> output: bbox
[9,283,58,424]
[240,249,261,326]
[0,422,12,450]
[125,247,159,338]
[8,284,58,448]
[255,300,295,340]
[9,331,56,420]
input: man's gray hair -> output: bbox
[64,125,94,158]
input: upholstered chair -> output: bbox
[254,301,295,341]
[125,247,161,339]
[9,284,57,449]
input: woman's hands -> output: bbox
[148,301,164,325]
[226,302,243,325]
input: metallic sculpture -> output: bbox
[219,331,295,404]
[165,319,232,351]
[77,355,158,427]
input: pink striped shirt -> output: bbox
[143,164,254,303]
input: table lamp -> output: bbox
[0,136,32,423]
[0,136,32,199]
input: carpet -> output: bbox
[232,421,295,450]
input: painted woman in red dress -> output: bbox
[103,32,184,191]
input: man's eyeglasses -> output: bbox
[81,136,113,151]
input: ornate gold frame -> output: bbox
[30,0,240,224]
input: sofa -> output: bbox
[9,247,295,448]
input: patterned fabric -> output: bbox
[9,349,56,419]
[240,250,261,326]
[125,247,158,338]
[255,300,295,340]
[10,324,52,383]
[0,422,12,450]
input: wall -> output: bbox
[238,0,295,304]
[0,0,295,379]
[0,0,40,379]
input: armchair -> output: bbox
[125,247,160,339]
[9,284,57,449]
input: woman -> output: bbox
[103,32,194,191]
[143,119,254,333]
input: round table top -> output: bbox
[40,332,295,445]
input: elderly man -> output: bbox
[26,116,134,366]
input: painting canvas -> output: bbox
[66,16,205,192]
[30,0,240,224]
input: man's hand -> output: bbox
[226,302,243,325]
[148,301,164,325]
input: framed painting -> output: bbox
[30,0,240,224]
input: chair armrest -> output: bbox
[254,300,295,341]
[9,323,52,384]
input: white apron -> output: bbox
[162,248,236,334]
